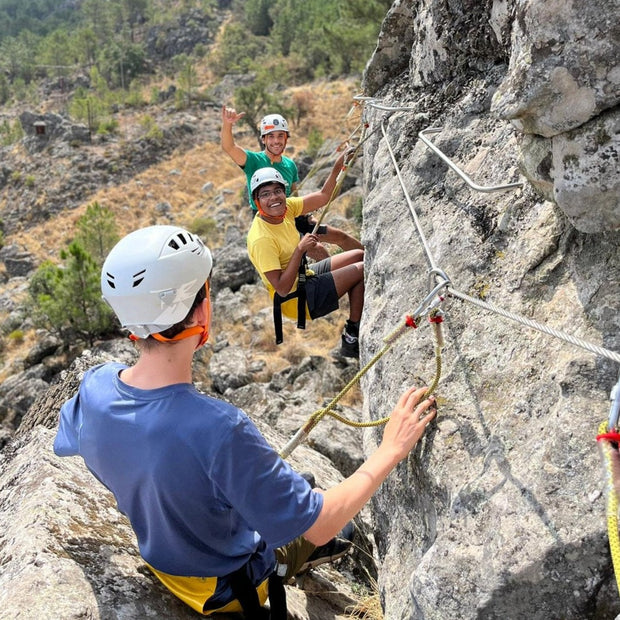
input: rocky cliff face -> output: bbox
[361,0,619,618]
[0,0,618,618]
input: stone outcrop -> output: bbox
[364,0,619,233]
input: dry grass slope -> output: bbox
[3,79,366,398]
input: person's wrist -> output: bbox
[375,442,405,468]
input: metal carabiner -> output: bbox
[427,268,451,296]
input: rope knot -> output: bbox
[405,315,417,328]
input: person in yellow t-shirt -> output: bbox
[246,151,363,358]
[221,106,363,261]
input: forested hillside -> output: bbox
[0,0,383,356]
[0,0,390,111]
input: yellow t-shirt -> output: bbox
[247,197,311,320]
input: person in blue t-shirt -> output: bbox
[221,106,363,261]
[53,224,436,618]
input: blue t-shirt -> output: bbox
[54,363,322,594]
[243,150,299,211]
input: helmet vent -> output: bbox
[105,272,116,289]
[132,269,146,287]
[168,231,193,251]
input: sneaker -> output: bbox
[340,331,359,358]
[299,522,355,573]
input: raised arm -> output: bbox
[221,106,248,167]
[300,149,349,214]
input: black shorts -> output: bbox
[295,214,327,236]
[305,258,339,319]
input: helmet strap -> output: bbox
[256,202,287,223]
[130,283,212,350]
[151,324,209,349]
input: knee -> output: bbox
[351,260,364,282]
[351,249,364,264]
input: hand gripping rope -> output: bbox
[278,271,450,459]
[310,129,366,235]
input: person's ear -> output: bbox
[194,297,210,325]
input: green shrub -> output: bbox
[140,114,163,140]
[29,204,120,344]
[187,216,217,239]
[8,329,24,344]
[29,244,117,345]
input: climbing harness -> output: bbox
[273,253,308,345]
[227,564,286,619]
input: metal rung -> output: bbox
[419,127,523,193]
[353,95,415,112]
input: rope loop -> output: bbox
[279,290,447,458]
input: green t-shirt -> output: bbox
[243,150,299,211]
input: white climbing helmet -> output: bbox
[101,225,213,339]
[250,167,288,196]
[260,113,289,137]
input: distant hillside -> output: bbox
[0,0,80,38]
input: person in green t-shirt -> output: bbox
[221,106,362,261]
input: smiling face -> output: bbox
[254,182,287,223]
[262,130,288,160]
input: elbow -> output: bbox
[302,506,342,545]
[304,531,333,547]
[275,285,291,298]
[302,521,336,546]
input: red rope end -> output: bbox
[405,315,417,328]
[429,314,444,324]
[596,432,620,443]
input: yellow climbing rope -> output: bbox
[597,420,620,593]
[279,305,446,459]
[310,128,367,235]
